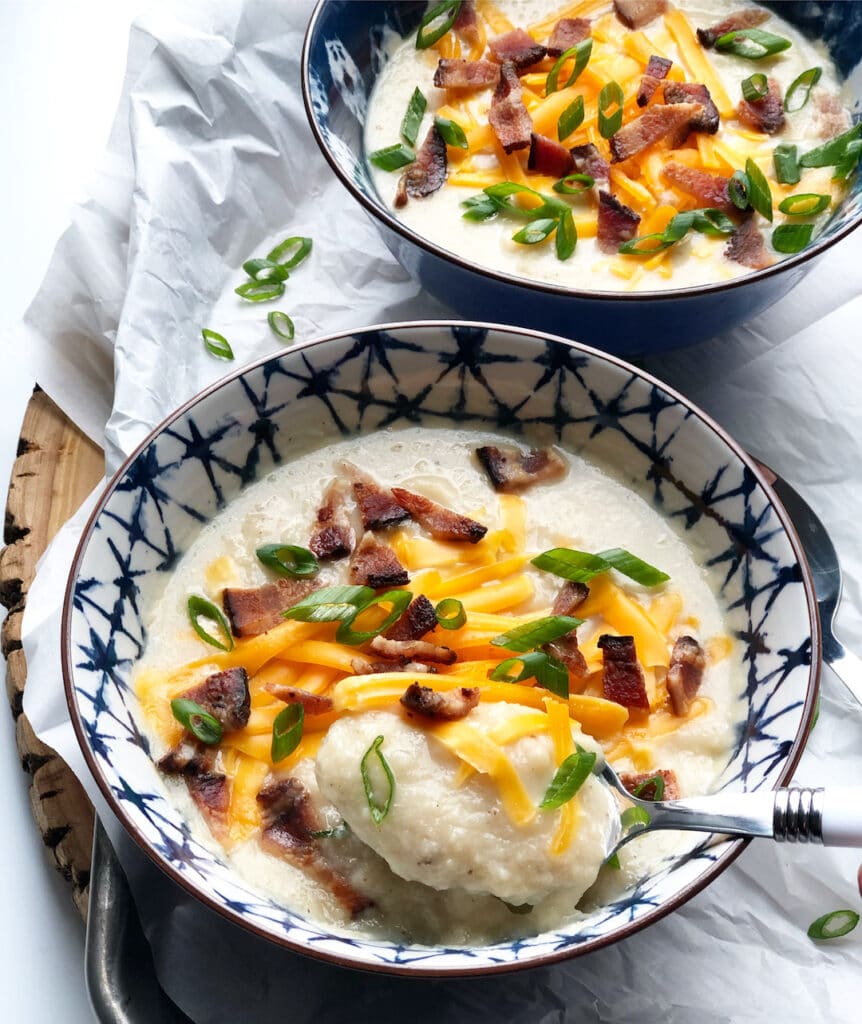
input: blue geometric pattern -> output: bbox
[64,324,815,972]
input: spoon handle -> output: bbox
[826,643,862,709]
[819,788,862,847]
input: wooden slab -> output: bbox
[1,387,103,919]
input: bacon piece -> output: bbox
[663,81,720,143]
[475,444,567,492]
[177,667,250,732]
[258,776,372,916]
[346,465,410,530]
[309,479,354,561]
[547,17,591,57]
[384,594,437,642]
[552,581,590,617]
[662,162,735,215]
[223,578,318,637]
[597,190,641,254]
[433,58,500,91]
[400,683,480,721]
[725,214,773,270]
[528,132,575,177]
[348,532,409,588]
[609,103,702,163]
[619,768,680,801]
[394,125,447,209]
[696,8,769,48]
[369,635,458,665]
[737,77,785,135]
[545,634,588,689]
[637,55,672,107]
[263,684,334,715]
[488,28,547,72]
[158,743,229,839]
[613,0,667,30]
[666,635,706,716]
[390,487,487,544]
[570,142,609,183]
[489,61,532,154]
[598,634,649,710]
[813,92,851,140]
[452,0,481,47]
[351,657,438,675]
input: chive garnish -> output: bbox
[361,735,395,825]
[545,39,592,95]
[201,329,234,361]
[266,236,313,270]
[242,257,290,282]
[784,66,822,113]
[772,223,814,253]
[833,139,862,181]
[434,115,468,149]
[807,910,860,940]
[171,698,223,745]
[714,28,792,60]
[620,805,651,829]
[744,157,773,221]
[267,310,295,341]
[415,0,462,50]
[368,143,415,172]
[283,584,375,623]
[335,589,413,645]
[605,852,621,869]
[461,194,500,222]
[187,595,234,651]
[512,218,558,245]
[491,615,583,652]
[401,87,427,147]
[488,651,570,697]
[778,193,830,217]
[618,233,670,255]
[741,73,768,102]
[553,172,594,195]
[531,547,670,587]
[631,774,666,801]
[272,703,304,763]
[435,597,466,630]
[558,95,585,141]
[256,543,320,578]
[799,125,862,168]
[235,279,285,302]
[598,80,624,139]
[729,170,750,210]
[555,208,577,261]
[773,143,801,186]
[539,748,596,809]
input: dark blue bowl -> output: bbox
[302,1,861,355]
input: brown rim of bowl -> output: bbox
[300,0,861,306]
[62,321,821,978]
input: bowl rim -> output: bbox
[62,319,822,977]
[300,0,861,305]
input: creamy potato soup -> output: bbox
[135,428,744,944]
[365,0,855,292]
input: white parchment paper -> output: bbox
[18,1,862,1019]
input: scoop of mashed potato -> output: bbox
[315,703,616,907]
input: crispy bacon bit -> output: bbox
[390,487,487,544]
[476,444,567,492]
[489,61,533,154]
[258,776,372,916]
[662,162,735,215]
[385,594,438,642]
[813,92,851,140]
[223,578,318,637]
[348,532,409,589]
[637,55,672,107]
[433,58,500,91]
[570,142,609,183]
[346,465,410,530]
[452,0,481,47]
[663,81,720,143]
[696,8,769,48]
[666,635,706,716]
[619,768,680,801]
[158,744,230,838]
[597,190,641,254]
[369,635,458,665]
[613,0,667,30]
[598,634,649,710]
[725,214,773,270]
[263,684,334,716]
[400,682,480,721]
[609,103,703,163]
[488,28,547,72]
[547,17,591,57]
[545,634,589,689]
[351,657,437,675]
[552,581,590,617]
[394,125,447,209]
[177,667,251,732]
[309,479,354,561]
[528,132,575,177]
[737,76,785,135]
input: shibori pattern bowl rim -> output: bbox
[300,0,862,305]
[62,320,821,977]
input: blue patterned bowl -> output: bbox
[63,323,819,974]
[301,2,862,354]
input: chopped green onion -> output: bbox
[833,139,862,181]
[531,547,669,587]
[267,310,295,342]
[368,143,415,171]
[599,547,671,586]
[201,329,234,361]
[558,95,585,140]
[715,28,792,60]
[256,543,319,578]
[512,217,558,245]
[741,73,768,102]
[598,80,624,139]
[729,170,750,210]
[784,66,822,113]
[187,595,234,652]
[545,39,592,95]
[618,233,674,255]
[553,171,594,194]
[631,774,666,801]
[491,615,582,653]
[415,0,462,49]
[692,208,736,236]
[778,193,830,217]
[555,208,577,260]
[242,257,290,282]
[744,157,773,221]
[283,585,375,623]
[461,194,500,221]
[810,695,820,732]
[266,236,313,270]
[605,852,621,869]
[401,87,427,147]
[361,735,395,825]
[435,597,466,630]
[272,703,304,763]
[807,910,860,940]
[235,279,285,302]
[539,748,597,809]
[800,125,862,168]
[434,115,468,149]
[620,805,651,829]
[489,652,570,697]
[335,589,413,645]
[309,822,349,840]
[772,222,813,253]
[171,698,223,745]
[773,143,800,185]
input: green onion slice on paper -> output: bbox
[807,910,860,940]
[201,329,234,361]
